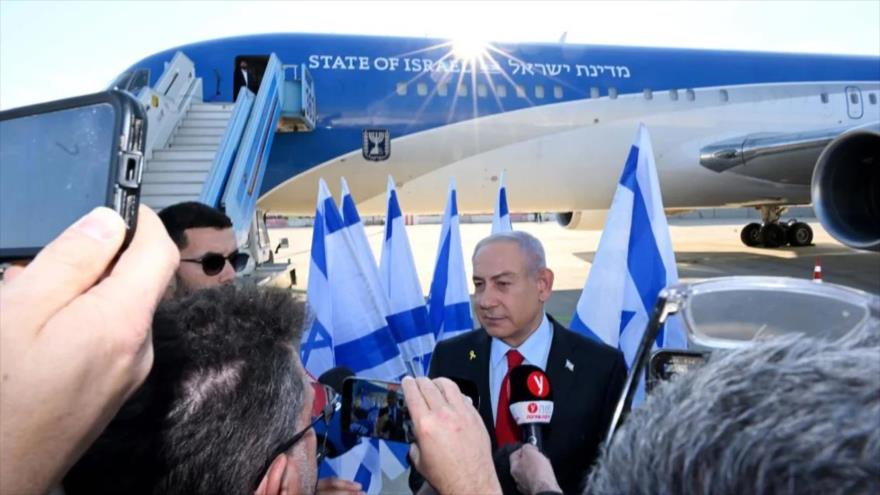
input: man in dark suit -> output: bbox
[411,231,627,494]
[233,60,259,100]
[378,391,407,441]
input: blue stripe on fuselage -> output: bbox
[124,33,880,193]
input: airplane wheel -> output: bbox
[787,222,813,247]
[740,223,762,247]
[760,223,787,248]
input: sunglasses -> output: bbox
[255,382,339,489]
[181,251,249,276]
[274,382,338,456]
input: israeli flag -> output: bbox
[302,181,336,377]
[322,440,383,495]
[428,179,474,342]
[340,177,381,272]
[491,170,513,234]
[379,176,436,374]
[304,179,406,494]
[570,124,687,369]
[302,178,406,379]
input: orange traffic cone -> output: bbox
[813,257,823,283]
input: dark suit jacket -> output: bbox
[233,68,259,99]
[378,404,406,440]
[409,316,627,494]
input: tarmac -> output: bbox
[269,217,879,326]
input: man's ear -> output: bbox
[537,268,554,302]
[255,454,289,495]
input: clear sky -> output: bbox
[1,0,878,110]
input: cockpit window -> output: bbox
[110,69,150,94]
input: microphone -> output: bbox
[508,365,553,450]
[318,366,353,396]
[316,367,359,459]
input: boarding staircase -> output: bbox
[128,51,315,284]
[141,102,234,210]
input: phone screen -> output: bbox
[342,378,412,444]
[0,103,117,252]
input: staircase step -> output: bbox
[141,194,201,211]
[171,135,223,146]
[190,103,235,112]
[180,119,229,129]
[152,149,215,161]
[176,126,225,137]
[165,145,220,152]
[145,160,212,173]
[185,111,232,120]
[142,183,203,196]
[143,171,209,184]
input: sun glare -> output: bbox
[451,37,489,62]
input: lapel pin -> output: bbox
[469,350,477,361]
[565,359,575,372]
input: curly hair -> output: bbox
[65,285,307,494]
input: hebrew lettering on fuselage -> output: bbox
[508,59,535,76]
[545,64,568,76]
[305,54,630,80]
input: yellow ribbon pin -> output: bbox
[469,350,476,360]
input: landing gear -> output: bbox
[760,223,787,248]
[741,223,762,247]
[738,206,814,248]
[787,221,813,247]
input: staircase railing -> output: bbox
[137,51,202,160]
[199,87,255,208]
[222,53,284,245]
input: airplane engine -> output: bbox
[811,128,880,252]
[555,210,609,230]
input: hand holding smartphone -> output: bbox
[0,90,145,261]
[342,378,413,443]
[341,376,480,444]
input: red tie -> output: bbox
[495,349,525,447]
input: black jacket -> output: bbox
[410,316,626,494]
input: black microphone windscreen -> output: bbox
[318,366,354,393]
[508,364,553,426]
[508,365,553,403]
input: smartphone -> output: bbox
[340,376,481,444]
[342,378,413,443]
[646,349,709,392]
[0,90,146,261]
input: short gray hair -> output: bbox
[587,327,880,495]
[472,231,547,277]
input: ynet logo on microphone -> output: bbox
[510,400,553,424]
[526,371,550,398]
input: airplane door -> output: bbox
[845,86,863,119]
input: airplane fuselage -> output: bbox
[124,33,880,216]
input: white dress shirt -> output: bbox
[489,313,553,421]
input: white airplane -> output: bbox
[115,33,879,251]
